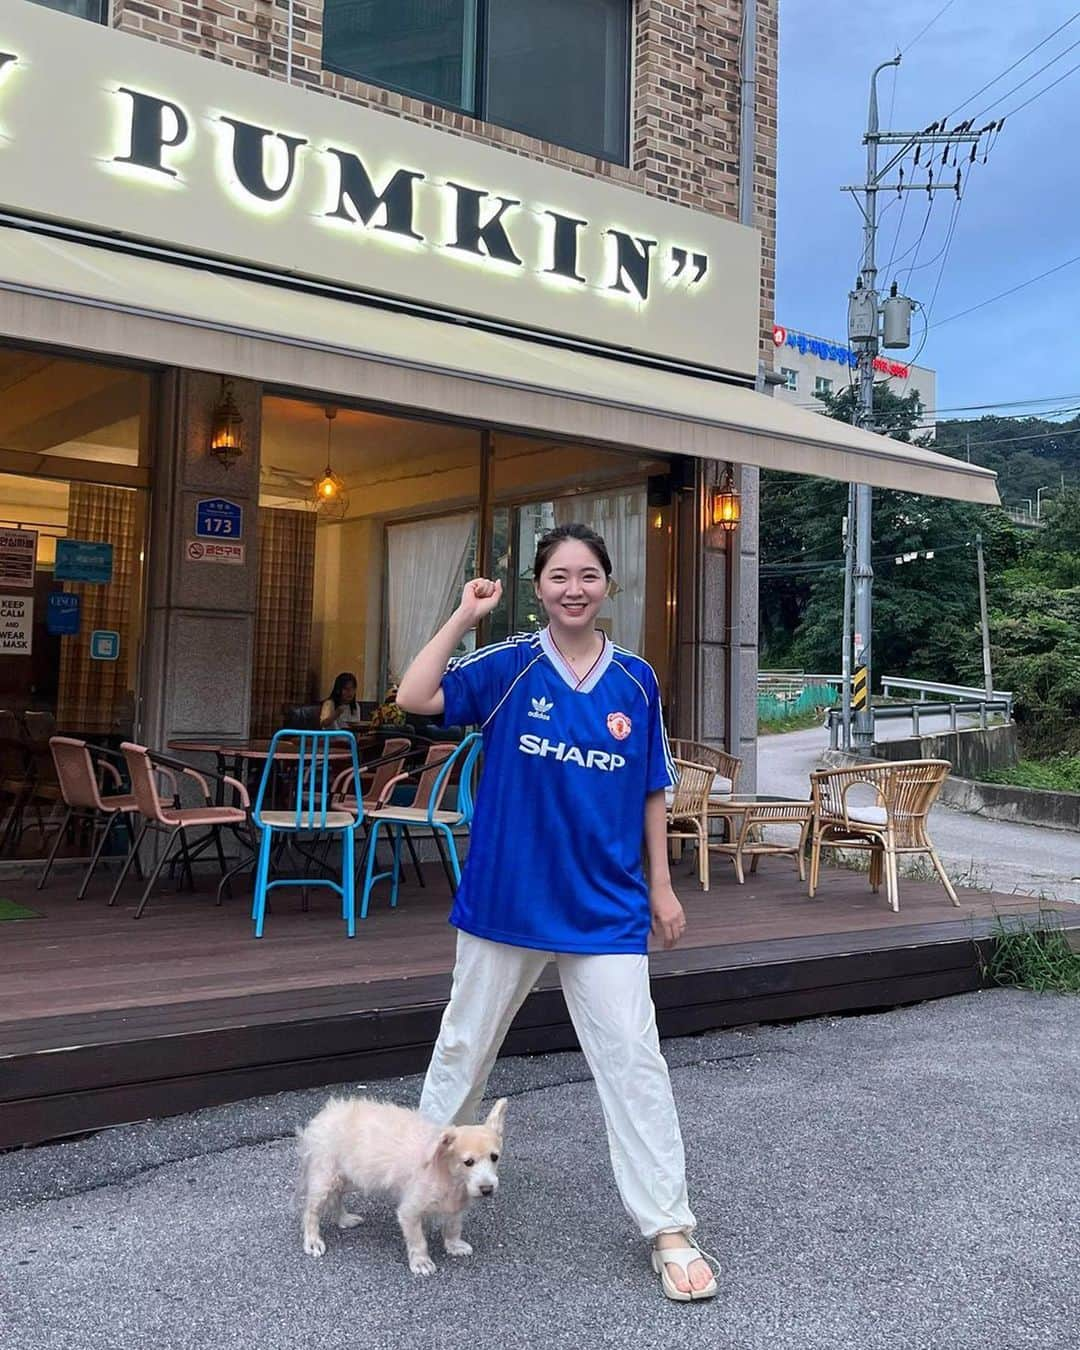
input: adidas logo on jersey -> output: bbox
[518,734,626,771]
[527,696,554,721]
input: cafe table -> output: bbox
[705,793,814,885]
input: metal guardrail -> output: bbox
[880,676,1013,716]
[759,671,843,695]
[825,698,1012,750]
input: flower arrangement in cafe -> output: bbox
[370,684,407,729]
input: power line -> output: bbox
[902,0,961,55]
[969,33,1080,121]
[927,252,1080,329]
[946,11,1080,119]
[893,197,937,291]
[789,393,1080,417]
[897,190,967,393]
[999,52,1080,118]
[886,198,934,285]
[761,539,974,577]
[938,424,1080,449]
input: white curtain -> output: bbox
[554,488,646,652]
[387,513,476,683]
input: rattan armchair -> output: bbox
[666,758,715,891]
[669,740,742,797]
[808,759,958,912]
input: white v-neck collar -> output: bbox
[539,626,613,693]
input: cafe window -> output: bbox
[27,0,108,22]
[0,346,150,858]
[322,0,632,164]
[258,394,483,735]
[258,395,669,736]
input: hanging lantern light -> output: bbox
[208,378,244,467]
[710,469,741,532]
[312,407,349,519]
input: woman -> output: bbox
[397,522,717,1301]
[319,672,364,730]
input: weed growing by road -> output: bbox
[983,910,1080,993]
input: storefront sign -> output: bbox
[54,539,114,585]
[90,630,120,661]
[772,325,910,379]
[0,3,760,378]
[186,539,245,565]
[0,595,32,653]
[46,592,81,636]
[195,498,243,539]
[0,528,36,589]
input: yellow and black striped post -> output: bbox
[852,666,869,712]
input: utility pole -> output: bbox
[843,56,985,751]
[975,532,993,699]
[840,483,855,750]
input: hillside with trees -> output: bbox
[759,384,1080,753]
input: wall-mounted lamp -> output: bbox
[208,377,244,468]
[710,471,741,532]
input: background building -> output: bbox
[771,323,936,437]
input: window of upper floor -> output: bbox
[28,0,107,21]
[780,368,798,392]
[814,375,833,398]
[321,0,632,164]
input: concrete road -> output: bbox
[758,716,1080,903]
[2,991,1079,1350]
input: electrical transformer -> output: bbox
[882,294,913,349]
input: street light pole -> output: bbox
[1036,485,1053,519]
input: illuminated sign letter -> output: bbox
[221,117,307,202]
[447,184,522,266]
[607,230,658,301]
[325,150,424,241]
[115,88,190,178]
[544,211,587,284]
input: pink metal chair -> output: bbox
[331,737,411,814]
[38,737,143,900]
[358,738,481,915]
[110,743,250,918]
[330,737,426,883]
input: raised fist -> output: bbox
[458,577,503,625]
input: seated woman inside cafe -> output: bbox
[319,672,365,730]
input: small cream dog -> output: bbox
[297,1096,507,1275]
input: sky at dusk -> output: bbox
[776,1,1080,423]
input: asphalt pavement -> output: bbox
[758,716,1080,903]
[2,989,1079,1350]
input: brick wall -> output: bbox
[108,0,777,356]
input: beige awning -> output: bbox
[0,228,998,503]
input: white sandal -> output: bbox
[651,1235,720,1302]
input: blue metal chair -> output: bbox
[251,730,362,938]
[357,733,483,924]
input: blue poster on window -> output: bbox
[55,539,114,585]
[46,592,81,636]
[195,498,243,539]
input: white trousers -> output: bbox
[419,931,696,1240]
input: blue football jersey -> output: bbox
[439,628,677,955]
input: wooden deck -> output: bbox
[0,855,1069,1149]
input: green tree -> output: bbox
[760,382,1003,684]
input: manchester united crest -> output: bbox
[607,711,632,741]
